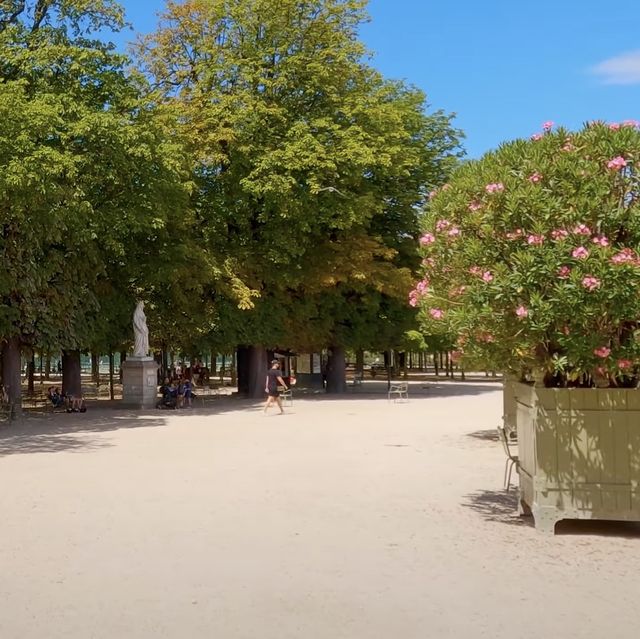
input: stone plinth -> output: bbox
[122,357,159,409]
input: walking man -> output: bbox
[264,359,287,414]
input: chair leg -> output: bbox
[506,459,516,491]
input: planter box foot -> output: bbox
[517,493,532,518]
[532,506,560,534]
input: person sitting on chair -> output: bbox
[48,386,66,409]
[183,378,194,407]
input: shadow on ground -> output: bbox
[464,489,640,538]
[0,410,167,457]
[462,489,531,528]
[466,428,499,442]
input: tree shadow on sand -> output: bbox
[466,429,499,442]
[463,489,640,537]
[0,410,167,457]
[462,489,531,528]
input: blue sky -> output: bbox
[115,0,640,157]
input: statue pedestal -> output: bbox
[122,357,158,409]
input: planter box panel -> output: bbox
[516,401,536,475]
[628,418,640,485]
[627,391,640,411]
[612,419,631,485]
[514,382,640,533]
[503,377,518,432]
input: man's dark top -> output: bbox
[267,368,281,394]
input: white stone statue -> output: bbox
[133,301,149,357]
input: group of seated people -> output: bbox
[47,386,86,412]
[157,377,195,409]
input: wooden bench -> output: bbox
[388,382,409,403]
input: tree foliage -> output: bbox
[416,121,640,387]
[139,0,462,352]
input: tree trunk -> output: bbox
[326,345,347,394]
[355,349,364,378]
[230,351,237,386]
[27,351,35,394]
[210,351,217,374]
[109,352,115,400]
[91,351,100,384]
[45,352,51,380]
[433,353,439,376]
[240,346,267,398]
[236,347,248,394]
[2,336,22,417]
[62,350,82,397]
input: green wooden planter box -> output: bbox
[514,382,640,534]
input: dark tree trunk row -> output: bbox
[62,350,82,397]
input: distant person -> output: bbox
[264,359,287,415]
[48,386,65,408]
[183,379,194,407]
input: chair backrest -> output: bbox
[497,426,514,459]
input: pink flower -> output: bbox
[592,235,609,247]
[551,229,569,241]
[622,119,640,128]
[515,305,528,318]
[618,359,632,370]
[608,123,621,130]
[428,189,438,200]
[573,224,591,236]
[429,308,444,320]
[557,266,571,278]
[581,275,601,291]
[416,279,429,293]
[572,246,589,259]
[531,133,543,141]
[527,234,544,246]
[607,156,627,170]
[436,219,451,231]
[422,257,436,268]
[468,201,482,212]
[408,295,418,307]
[469,266,482,276]
[485,183,505,194]
[594,346,611,359]
[447,226,461,237]
[528,172,543,183]
[419,233,435,245]
[542,121,554,131]
[610,248,637,265]
[481,271,494,283]
[450,350,463,363]
[450,285,466,297]
[506,229,523,240]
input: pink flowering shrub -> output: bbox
[416,122,640,387]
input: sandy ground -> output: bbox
[1,380,639,639]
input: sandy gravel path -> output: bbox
[1,381,638,638]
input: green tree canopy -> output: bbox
[139,0,462,359]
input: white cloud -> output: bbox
[592,50,640,85]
